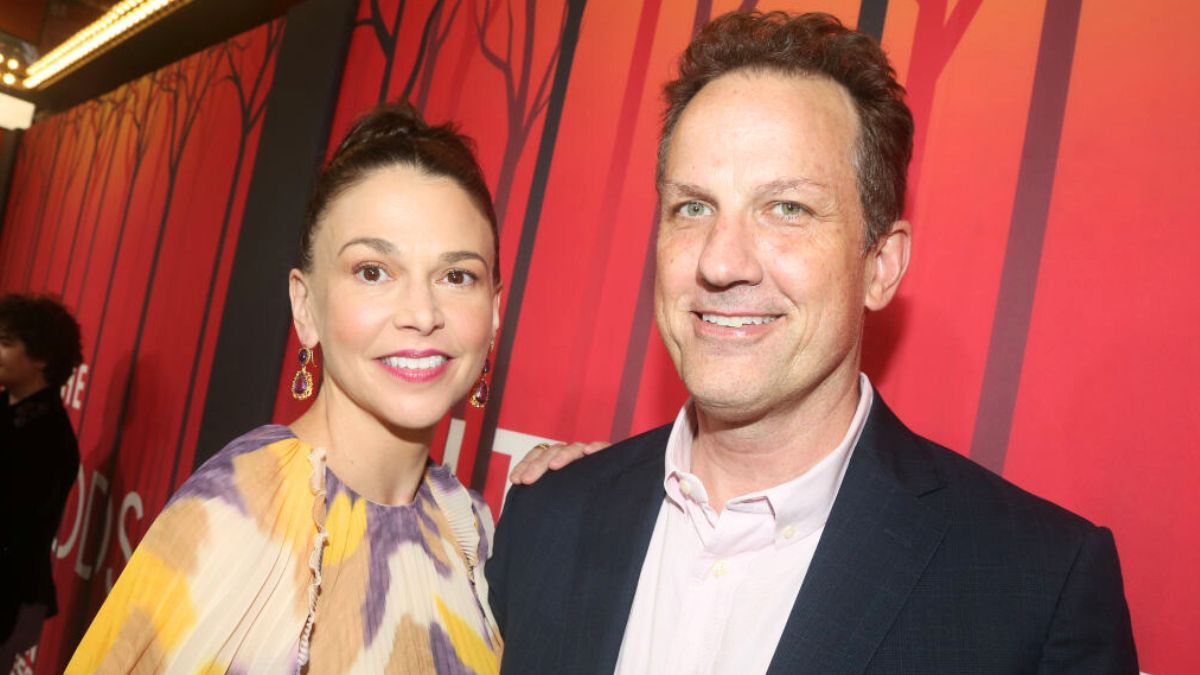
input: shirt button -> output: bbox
[712,561,727,578]
[782,525,796,540]
[679,480,692,495]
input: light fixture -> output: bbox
[23,0,193,89]
[6,59,18,71]
[2,73,15,86]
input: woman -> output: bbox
[69,103,504,673]
[0,294,82,670]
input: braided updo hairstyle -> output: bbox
[299,102,499,283]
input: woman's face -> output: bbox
[291,165,500,431]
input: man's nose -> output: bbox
[696,214,764,290]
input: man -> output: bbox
[0,294,83,669]
[488,11,1136,674]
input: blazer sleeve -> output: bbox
[485,483,526,636]
[1037,526,1138,675]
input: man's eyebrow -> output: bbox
[659,181,717,202]
[440,250,488,266]
[758,178,829,195]
[338,237,396,256]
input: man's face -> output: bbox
[0,330,45,391]
[654,70,885,423]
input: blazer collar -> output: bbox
[568,425,669,674]
[767,392,949,675]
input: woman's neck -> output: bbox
[289,386,433,506]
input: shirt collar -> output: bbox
[662,373,875,547]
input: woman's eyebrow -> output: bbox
[338,236,396,256]
[440,250,488,266]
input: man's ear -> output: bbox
[864,219,911,311]
[289,268,320,348]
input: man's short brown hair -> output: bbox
[658,11,913,247]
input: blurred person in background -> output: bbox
[0,294,83,670]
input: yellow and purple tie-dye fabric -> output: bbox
[68,425,501,674]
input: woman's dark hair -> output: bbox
[659,11,914,248]
[300,101,499,281]
[0,293,84,387]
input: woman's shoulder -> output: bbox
[425,462,496,555]
[170,424,306,510]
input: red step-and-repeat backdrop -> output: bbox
[1,1,1196,672]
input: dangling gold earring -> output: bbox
[469,359,490,408]
[291,347,316,400]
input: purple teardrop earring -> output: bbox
[469,359,490,408]
[291,347,316,400]
[469,339,494,408]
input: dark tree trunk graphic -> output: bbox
[58,95,122,295]
[473,0,568,228]
[170,20,284,487]
[0,135,38,286]
[101,47,224,466]
[562,0,662,421]
[412,0,464,110]
[610,0,738,438]
[65,94,126,298]
[357,0,465,109]
[357,0,410,103]
[76,76,160,431]
[36,108,94,290]
[904,0,983,205]
[22,109,82,290]
[469,0,588,490]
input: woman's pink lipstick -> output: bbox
[377,349,451,383]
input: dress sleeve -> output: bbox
[66,495,212,674]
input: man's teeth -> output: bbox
[700,314,778,328]
[382,355,447,369]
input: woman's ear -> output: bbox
[289,268,320,347]
[491,285,502,340]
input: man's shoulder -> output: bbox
[909,430,1099,540]
[503,423,671,509]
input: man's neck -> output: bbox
[6,377,49,405]
[690,370,863,512]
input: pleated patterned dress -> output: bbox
[67,425,501,674]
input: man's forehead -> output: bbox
[661,72,858,186]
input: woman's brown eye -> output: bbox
[357,265,384,282]
[447,270,464,284]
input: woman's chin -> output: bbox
[375,399,462,434]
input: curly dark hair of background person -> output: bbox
[0,294,84,388]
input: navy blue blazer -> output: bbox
[486,394,1138,674]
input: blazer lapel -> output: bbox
[567,426,669,674]
[768,396,949,675]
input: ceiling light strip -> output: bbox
[23,0,192,89]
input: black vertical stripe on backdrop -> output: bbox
[610,210,659,440]
[191,0,357,471]
[857,0,889,41]
[610,0,716,441]
[469,0,589,492]
[610,2,891,440]
[0,129,20,245]
[970,0,1082,473]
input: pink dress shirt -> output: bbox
[614,374,874,675]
